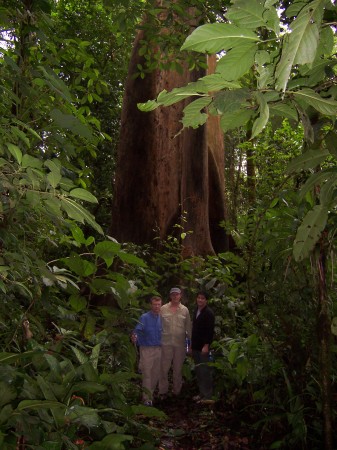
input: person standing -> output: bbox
[191,291,215,402]
[159,287,192,398]
[132,296,162,406]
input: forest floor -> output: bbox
[143,389,274,450]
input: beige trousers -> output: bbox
[139,346,161,400]
[159,345,186,396]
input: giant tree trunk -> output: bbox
[110,28,231,256]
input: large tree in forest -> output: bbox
[137,1,337,448]
[110,1,232,256]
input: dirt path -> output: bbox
[152,394,254,449]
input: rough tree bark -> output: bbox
[110,21,232,256]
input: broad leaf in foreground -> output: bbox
[293,205,328,261]
[181,23,259,54]
[275,0,326,91]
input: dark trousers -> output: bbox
[192,350,213,400]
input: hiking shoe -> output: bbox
[143,400,153,406]
[193,395,202,401]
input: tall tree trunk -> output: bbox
[110,26,231,256]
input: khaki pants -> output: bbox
[139,346,161,400]
[159,345,186,396]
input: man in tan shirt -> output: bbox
[159,287,192,398]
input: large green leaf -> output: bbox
[286,148,329,173]
[21,154,43,169]
[12,281,33,299]
[299,57,335,86]
[70,225,93,245]
[71,346,88,364]
[181,97,212,129]
[10,126,30,148]
[64,405,101,428]
[26,169,42,191]
[269,103,299,121]
[69,294,87,312]
[59,176,76,192]
[62,254,96,277]
[293,88,337,115]
[298,169,337,200]
[44,159,62,173]
[225,0,268,29]
[251,92,269,138]
[43,197,62,216]
[213,88,250,114]
[17,400,67,411]
[228,342,239,365]
[37,375,58,401]
[44,160,62,188]
[137,89,191,111]
[68,188,98,203]
[6,143,22,164]
[70,381,106,395]
[181,23,259,54]
[12,118,42,141]
[44,354,63,381]
[36,375,65,425]
[196,74,241,92]
[94,241,121,267]
[293,204,328,261]
[47,170,62,189]
[60,197,103,234]
[220,109,254,132]
[319,173,337,205]
[89,278,116,295]
[138,76,240,112]
[60,197,85,223]
[90,343,101,369]
[263,3,280,35]
[216,43,256,80]
[275,0,325,91]
[118,251,147,267]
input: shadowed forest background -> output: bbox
[0,0,337,449]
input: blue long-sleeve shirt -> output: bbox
[134,311,162,346]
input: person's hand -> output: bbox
[131,333,137,344]
[201,344,209,354]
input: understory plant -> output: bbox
[0,333,165,449]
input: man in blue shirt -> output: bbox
[132,296,162,406]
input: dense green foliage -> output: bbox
[140,0,337,258]
[0,0,337,449]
